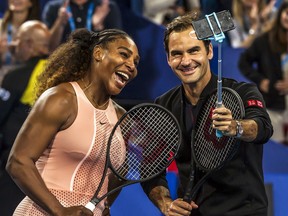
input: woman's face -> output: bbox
[95,37,140,96]
[8,0,32,12]
[281,8,288,30]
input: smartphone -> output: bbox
[192,10,235,40]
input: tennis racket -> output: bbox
[85,103,181,211]
[183,87,245,202]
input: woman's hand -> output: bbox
[56,206,93,216]
[260,0,276,23]
[101,205,110,216]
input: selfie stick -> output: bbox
[205,12,226,138]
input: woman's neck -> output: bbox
[11,10,29,28]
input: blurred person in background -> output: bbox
[115,0,201,25]
[42,0,123,51]
[200,0,232,15]
[141,0,187,26]
[228,0,277,48]
[183,0,201,14]
[239,0,288,144]
[0,20,50,216]
[0,0,41,77]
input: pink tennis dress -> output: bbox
[13,82,126,215]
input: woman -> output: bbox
[6,28,140,216]
[0,0,40,70]
[238,1,288,144]
[228,0,277,48]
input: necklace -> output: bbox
[81,78,93,92]
[95,98,110,109]
[81,78,110,108]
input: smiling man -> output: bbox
[141,13,273,216]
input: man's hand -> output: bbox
[212,106,235,137]
[92,0,110,30]
[57,0,71,26]
[260,79,270,93]
[275,79,288,95]
[166,198,198,216]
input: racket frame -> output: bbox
[86,103,182,210]
[183,87,245,202]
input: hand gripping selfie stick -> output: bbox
[191,10,235,138]
[206,12,225,138]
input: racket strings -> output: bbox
[110,106,180,181]
[194,89,243,170]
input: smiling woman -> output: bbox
[5,28,140,216]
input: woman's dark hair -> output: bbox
[36,28,132,99]
[164,12,211,55]
[268,0,288,53]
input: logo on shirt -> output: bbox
[246,99,263,108]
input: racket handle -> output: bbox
[183,170,195,203]
[216,100,223,138]
[85,202,95,212]
[183,194,192,203]
[216,130,223,138]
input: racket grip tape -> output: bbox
[216,101,223,138]
[216,130,223,138]
[85,202,95,211]
[183,170,195,203]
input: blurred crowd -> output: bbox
[0,0,281,76]
[0,0,288,214]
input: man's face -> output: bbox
[167,27,213,85]
[11,24,50,62]
[11,30,29,62]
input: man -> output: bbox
[42,0,123,51]
[141,13,273,216]
[0,20,50,216]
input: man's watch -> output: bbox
[236,120,243,138]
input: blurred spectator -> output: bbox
[0,0,41,76]
[182,0,201,14]
[0,20,50,216]
[238,1,288,144]
[42,0,122,51]
[228,0,277,48]
[114,0,200,26]
[200,0,232,15]
[141,0,186,26]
